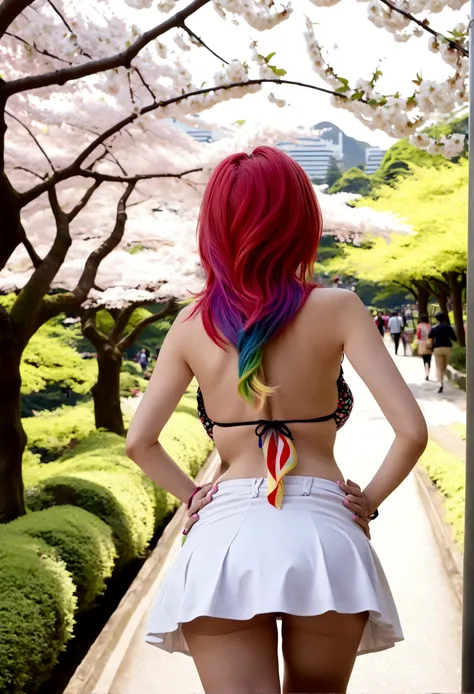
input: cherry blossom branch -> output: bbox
[18,221,42,268]
[6,109,55,171]
[78,167,203,183]
[47,0,93,59]
[13,165,45,180]
[10,185,71,338]
[3,0,211,97]
[181,22,229,64]
[134,67,157,101]
[67,180,102,222]
[379,0,468,57]
[72,182,136,304]
[21,76,346,205]
[5,30,74,65]
[118,299,178,351]
[0,0,34,40]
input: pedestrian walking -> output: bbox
[416,315,433,381]
[374,311,385,338]
[428,311,457,393]
[126,147,427,694]
[388,311,404,355]
[138,348,149,373]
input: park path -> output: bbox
[99,344,464,694]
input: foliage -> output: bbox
[7,506,116,613]
[120,371,148,397]
[23,403,95,461]
[23,384,213,561]
[21,321,97,396]
[25,471,155,566]
[0,534,76,694]
[328,167,373,196]
[326,162,468,291]
[450,345,466,373]
[420,441,465,549]
[325,156,342,188]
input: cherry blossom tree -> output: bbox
[0,0,469,523]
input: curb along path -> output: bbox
[82,349,462,694]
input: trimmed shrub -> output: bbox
[8,506,116,612]
[0,534,76,694]
[120,371,148,397]
[23,403,95,460]
[25,471,155,564]
[121,360,142,376]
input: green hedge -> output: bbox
[0,534,76,694]
[420,441,465,549]
[120,371,148,397]
[23,403,95,460]
[8,507,116,612]
[25,471,155,565]
[450,344,466,373]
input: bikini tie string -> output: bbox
[254,420,294,449]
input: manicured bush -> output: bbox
[8,506,116,612]
[121,360,142,376]
[23,402,95,460]
[120,371,148,397]
[420,441,465,549]
[0,534,76,694]
[25,470,156,564]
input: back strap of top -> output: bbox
[212,412,336,430]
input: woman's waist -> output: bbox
[214,452,342,484]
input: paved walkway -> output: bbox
[100,347,464,694]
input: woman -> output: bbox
[374,311,385,338]
[126,147,427,694]
[387,311,403,355]
[428,311,457,394]
[416,315,433,381]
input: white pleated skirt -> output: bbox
[146,476,403,656]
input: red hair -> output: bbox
[192,146,323,403]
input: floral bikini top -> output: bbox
[196,367,354,510]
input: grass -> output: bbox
[419,440,465,550]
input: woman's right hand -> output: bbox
[182,482,218,538]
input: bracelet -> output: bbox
[369,509,379,520]
[187,486,202,510]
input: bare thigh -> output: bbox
[282,611,368,694]
[183,613,280,694]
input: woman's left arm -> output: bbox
[125,308,197,504]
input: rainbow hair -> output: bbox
[192,146,323,408]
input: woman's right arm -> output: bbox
[339,291,428,515]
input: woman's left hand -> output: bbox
[337,479,371,540]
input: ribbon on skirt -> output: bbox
[255,421,297,509]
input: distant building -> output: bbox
[365,146,386,175]
[171,118,222,143]
[277,133,344,182]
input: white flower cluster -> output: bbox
[157,0,178,12]
[304,19,468,158]
[124,0,153,8]
[213,0,292,31]
[409,132,465,158]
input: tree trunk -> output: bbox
[416,285,429,316]
[0,310,27,522]
[92,347,125,436]
[449,271,466,347]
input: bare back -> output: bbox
[182,288,349,483]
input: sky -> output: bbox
[173,0,467,148]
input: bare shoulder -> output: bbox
[307,287,365,313]
[164,302,201,343]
